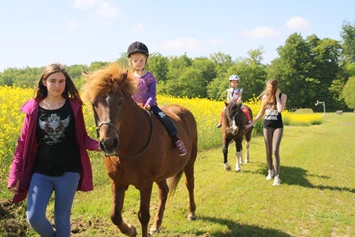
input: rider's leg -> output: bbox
[241,106,251,123]
[151,106,187,156]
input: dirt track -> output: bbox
[0,200,120,237]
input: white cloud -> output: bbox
[285,16,310,31]
[73,0,118,21]
[208,38,223,45]
[65,20,81,30]
[161,37,203,51]
[96,1,118,19]
[242,27,281,39]
[131,23,145,33]
[73,0,99,9]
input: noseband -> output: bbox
[92,103,154,158]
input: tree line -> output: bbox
[1,21,355,111]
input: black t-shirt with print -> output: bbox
[263,93,283,129]
[34,99,81,176]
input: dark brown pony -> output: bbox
[221,100,253,171]
[82,63,198,237]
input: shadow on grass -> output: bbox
[281,166,355,193]
[246,162,355,193]
[193,215,291,237]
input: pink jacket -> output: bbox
[7,98,100,204]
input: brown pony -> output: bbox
[221,100,253,171]
[82,63,198,237]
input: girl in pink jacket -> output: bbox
[8,63,100,237]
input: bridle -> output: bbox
[91,95,154,159]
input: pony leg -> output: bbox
[150,180,169,235]
[110,183,137,237]
[235,140,242,172]
[235,151,242,172]
[184,158,197,221]
[222,138,232,171]
[245,129,252,164]
[245,140,250,163]
[138,181,153,237]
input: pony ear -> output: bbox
[224,102,229,107]
[82,70,90,81]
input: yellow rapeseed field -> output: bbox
[0,86,322,182]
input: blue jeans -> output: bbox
[150,106,178,136]
[26,172,80,237]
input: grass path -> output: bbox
[2,113,355,237]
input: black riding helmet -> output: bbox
[127,41,149,57]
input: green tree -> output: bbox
[342,76,355,109]
[166,54,192,82]
[116,52,129,67]
[147,53,169,82]
[268,33,341,110]
[340,21,355,64]
[88,61,108,71]
[209,52,234,75]
[207,48,267,101]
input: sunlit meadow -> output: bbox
[0,86,323,187]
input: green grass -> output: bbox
[1,113,355,236]
[293,108,315,114]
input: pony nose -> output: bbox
[100,137,119,155]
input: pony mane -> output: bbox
[82,62,137,102]
[226,100,240,113]
[224,100,246,126]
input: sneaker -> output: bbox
[266,169,274,180]
[175,139,187,156]
[216,123,222,128]
[273,175,281,186]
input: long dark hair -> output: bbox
[35,63,83,104]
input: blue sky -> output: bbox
[0,0,354,72]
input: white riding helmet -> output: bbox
[229,75,240,81]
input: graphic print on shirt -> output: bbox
[233,90,240,99]
[265,109,278,121]
[39,113,71,145]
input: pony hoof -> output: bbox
[188,214,197,221]
[128,225,137,237]
[245,159,250,163]
[150,228,159,235]
[235,168,241,172]
[224,162,231,171]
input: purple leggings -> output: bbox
[263,127,283,175]
[26,172,80,237]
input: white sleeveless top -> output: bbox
[227,88,243,102]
